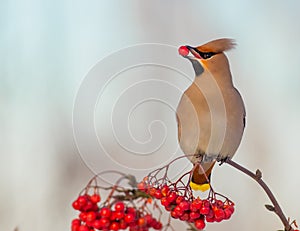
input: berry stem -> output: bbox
[164,215,175,231]
[223,158,293,231]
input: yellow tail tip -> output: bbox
[190,181,210,192]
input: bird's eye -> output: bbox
[202,52,214,59]
[194,49,216,59]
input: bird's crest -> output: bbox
[196,38,236,53]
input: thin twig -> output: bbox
[223,158,293,231]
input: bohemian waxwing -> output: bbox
[177,38,246,191]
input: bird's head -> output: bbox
[178,38,236,77]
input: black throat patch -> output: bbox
[190,59,204,76]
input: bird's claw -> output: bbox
[218,156,230,166]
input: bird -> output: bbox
[176,38,246,191]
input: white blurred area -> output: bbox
[1,1,300,230]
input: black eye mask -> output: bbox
[195,50,216,59]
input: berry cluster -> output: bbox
[138,180,235,230]
[72,162,236,231]
[72,192,163,231]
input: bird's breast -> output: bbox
[176,78,245,162]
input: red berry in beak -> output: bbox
[178,46,189,56]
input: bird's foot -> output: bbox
[217,156,231,166]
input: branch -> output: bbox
[223,158,293,231]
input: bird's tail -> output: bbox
[190,161,215,192]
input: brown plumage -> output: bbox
[177,38,245,191]
[196,38,236,53]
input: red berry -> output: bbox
[179,212,189,221]
[189,211,200,220]
[86,211,97,222]
[194,218,206,230]
[114,211,125,220]
[170,210,179,219]
[119,219,128,229]
[72,219,81,226]
[99,217,110,228]
[164,205,172,211]
[224,208,232,220]
[215,200,224,207]
[72,200,81,210]
[175,195,184,204]
[125,213,136,223]
[178,46,190,56]
[214,208,225,222]
[85,221,93,228]
[137,182,147,192]
[78,225,89,231]
[154,189,163,199]
[109,221,120,231]
[144,214,153,224]
[92,204,98,212]
[92,219,102,229]
[79,212,87,222]
[160,197,170,207]
[166,191,177,203]
[206,209,214,219]
[138,217,146,227]
[190,198,202,212]
[78,195,88,207]
[71,224,79,231]
[149,187,157,197]
[90,194,101,204]
[206,215,215,223]
[126,207,136,215]
[71,219,81,231]
[110,211,117,221]
[178,201,190,211]
[173,205,184,217]
[99,207,111,218]
[83,201,94,212]
[152,221,163,230]
[202,199,210,207]
[200,206,210,215]
[114,201,125,212]
[228,205,235,213]
[161,185,170,197]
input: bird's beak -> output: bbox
[186,46,202,59]
[184,45,205,76]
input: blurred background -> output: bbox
[1,1,300,230]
